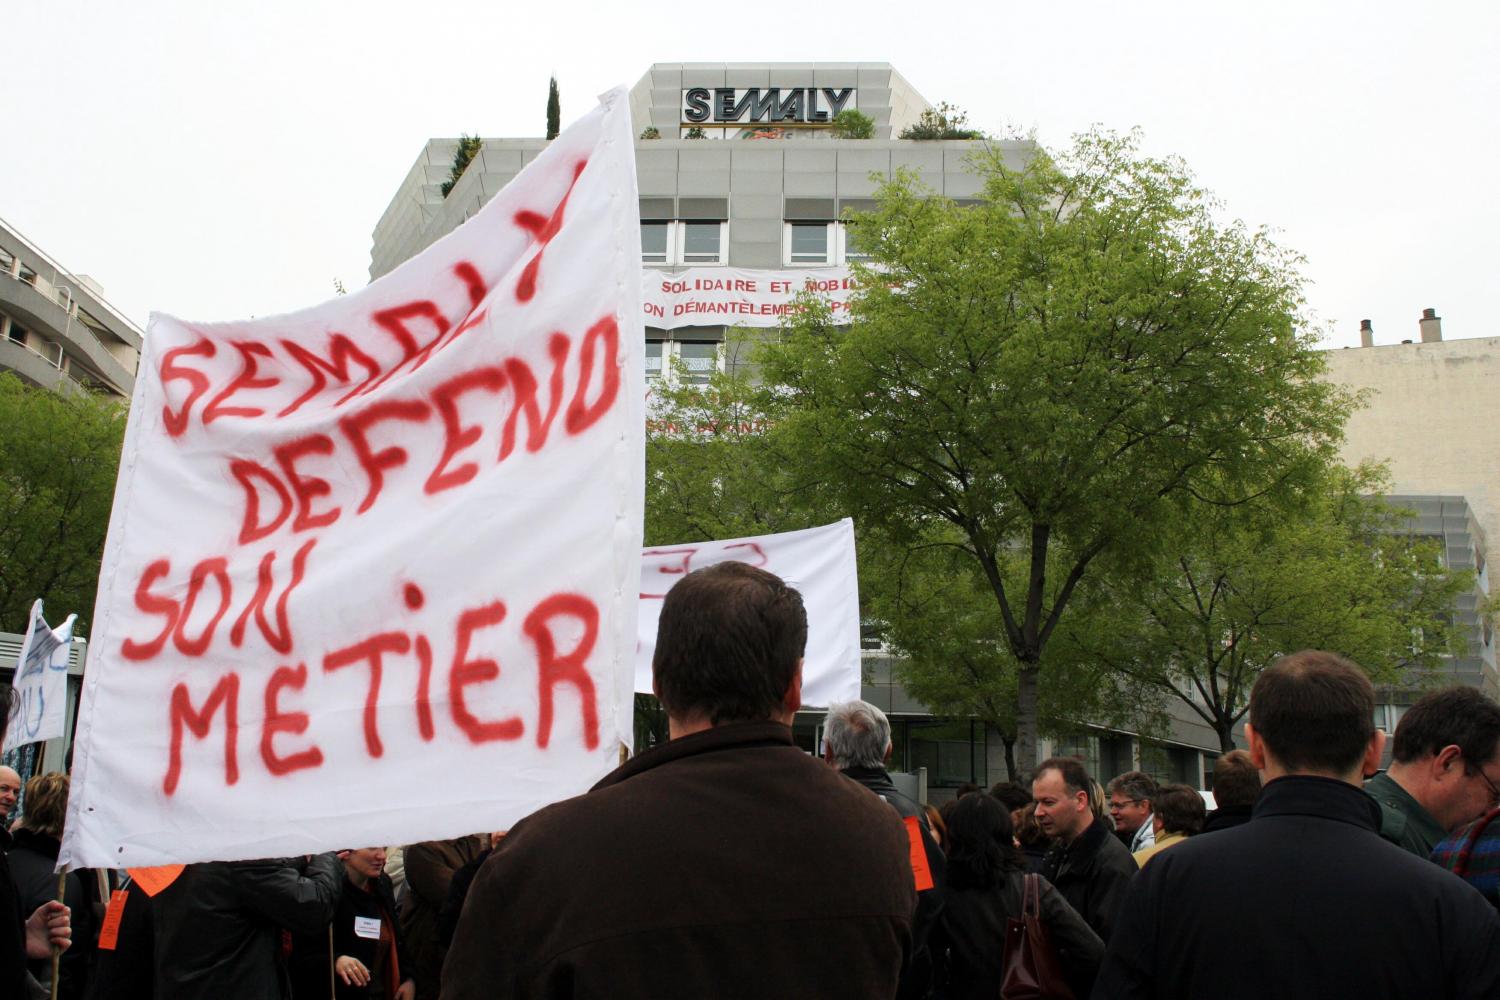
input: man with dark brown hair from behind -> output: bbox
[443,562,916,999]
[1093,651,1500,1000]
[1203,749,1261,833]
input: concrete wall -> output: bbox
[1323,336,1500,553]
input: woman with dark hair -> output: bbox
[936,794,1104,999]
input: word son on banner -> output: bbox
[2,599,77,753]
[61,89,645,869]
[636,519,861,708]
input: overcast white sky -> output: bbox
[4,0,1495,348]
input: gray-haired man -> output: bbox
[823,700,944,1000]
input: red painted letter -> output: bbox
[230,539,315,655]
[280,335,381,414]
[323,632,409,758]
[120,560,178,661]
[159,338,216,437]
[340,400,431,514]
[203,342,278,424]
[163,673,240,795]
[273,434,341,532]
[499,334,569,462]
[449,601,524,743]
[231,459,292,545]
[426,367,506,494]
[260,663,323,776]
[524,594,600,750]
[172,558,232,657]
[564,317,621,434]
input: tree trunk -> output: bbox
[1214,717,1237,754]
[1016,664,1041,778]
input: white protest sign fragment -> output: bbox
[61,88,644,869]
[641,267,859,329]
[3,599,77,752]
[636,519,861,708]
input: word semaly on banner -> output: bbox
[61,88,645,869]
[2,599,77,753]
[636,520,861,708]
[641,267,860,330]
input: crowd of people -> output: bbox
[6,560,1500,998]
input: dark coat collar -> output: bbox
[593,720,795,791]
[1253,774,1382,831]
[8,828,61,859]
[841,764,898,792]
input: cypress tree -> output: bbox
[546,76,560,140]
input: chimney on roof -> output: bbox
[1420,307,1443,343]
[1359,319,1374,348]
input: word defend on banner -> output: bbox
[2,599,77,753]
[635,520,861,708]
[60,89,645,869]
[641,267,859,330]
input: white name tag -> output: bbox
[354,916,382,940]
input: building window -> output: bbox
[641,222,670,265]
[680,222,725,264]
[788,222,832,264]
[783,221,864,266]
[640,220,727,266]
[677,342,719,385]
[648,340,723,386]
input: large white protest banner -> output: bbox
[635,520,861,708]
[641,267,859,330]
[2,599,77,753]
[60,89,644,869]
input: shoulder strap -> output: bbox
[1023,872,1041,918]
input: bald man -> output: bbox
[0,766,20,823]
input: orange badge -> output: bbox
[98,890,129,950]
[903,815,935,891]
[126,864,185,897]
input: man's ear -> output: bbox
[780,658,804,719]
[1246,723,1267,771]
[884,742,894,765]
[1362,728,1388,779]
[1434,744,1464,781]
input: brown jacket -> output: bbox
[442,721,916,999]
[401,834,487,1000]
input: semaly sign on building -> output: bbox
[60,89,645,868]
[681,87,857,127]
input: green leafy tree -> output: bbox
[0,375,127,635]
[756,129,1353,773]
[440,134,482,198]
[546,76,561,140]
[1064,463,1477,751]
[831,109,875,139]
[865,537,1166,780]
[899,102,983,140]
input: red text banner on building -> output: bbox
[60,89,644,869]
[636,520,862,708]
[641,267,858,329]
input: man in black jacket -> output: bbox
[151,853,342,1000]
[443,562,916,999]
[823,699,945,1000]
[1033,757,1135,943]
[1093,650,1500,1000]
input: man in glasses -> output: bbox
[1365,686,1500,857]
